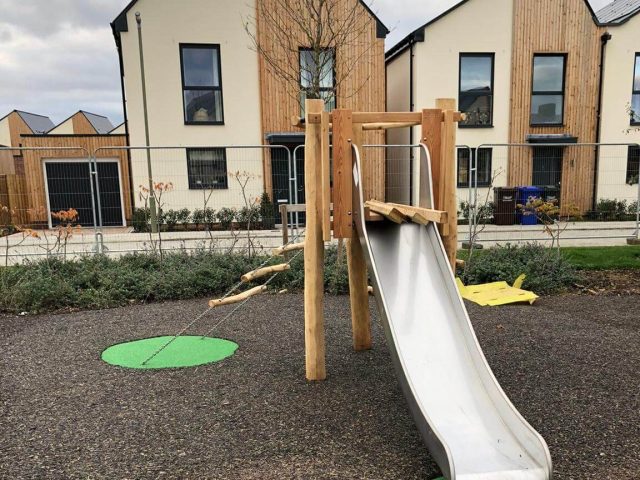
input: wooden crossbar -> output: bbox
[209,285,267,308]
[241,264,291,283]
[293,111,465,128]
[364,200,407,224]
[364,200,448,226]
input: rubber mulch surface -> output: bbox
[1,294,638,479]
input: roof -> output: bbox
[81,111,114,134]
[111,0,389,39]
[596,0,640,24]
[0,110,55,134]
[385,0,630,62]
[109,122,126,134]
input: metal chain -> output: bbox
[140,231,306,366]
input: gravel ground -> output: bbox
[1,294,639,479]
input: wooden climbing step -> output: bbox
[272,242,305,257]
[241,264,291,283]
[209,285,267,308]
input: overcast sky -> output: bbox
[0,0,612,127]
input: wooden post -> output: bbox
[436,99,458,270]
[304,99,326,381]
[347,123,372,351]
[421,109,443,209]
[332,109,354,239]
[321,111,332,241]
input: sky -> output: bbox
[0,0,613,127]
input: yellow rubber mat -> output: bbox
[456,274,538,306]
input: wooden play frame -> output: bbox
[300,98,462,381]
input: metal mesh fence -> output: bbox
[461,143,640,246]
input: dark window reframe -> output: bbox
[180,43,225,126]
[530,53,567,127]
[457,148,493,188]
[627,146,640,185]
[299,47,337,115]
[631,53,640,126]
[458,53,495,129]
[186,148,229,190]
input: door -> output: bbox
[532,147,562,187]
[45,161,124,227]
[270,144,306,225]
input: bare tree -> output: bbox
[244,0,380,110]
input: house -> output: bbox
[111,0,388,214]
[0,110,55,175]
[598,0,640,200]
[49,111,115,135]
[386,0,640,212]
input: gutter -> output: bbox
[592,31,612,211]
[112,23,136,222]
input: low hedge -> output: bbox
[0,243,579,314]
[0,247,348,314]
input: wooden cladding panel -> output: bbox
[19,135,132,224]
[8,112,32,149]
[509,0,603,211]
[72,113,99,135]
[256,0,386,200]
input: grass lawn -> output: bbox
[561,245,640,270]
[459,245,640,270]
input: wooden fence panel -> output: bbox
[0,174,28,226]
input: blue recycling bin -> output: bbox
[517,186,543,225]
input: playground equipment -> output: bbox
[300,99,553,479]
[457,274,539,306]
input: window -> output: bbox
[300,48,336,115]
[180,44,224,124]
[459,53,494,127]
[631,54,640,125]
[187,148,228,189]
[457,148,492,188]
[627,146,639,185]
[531,54,566,126]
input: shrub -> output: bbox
[237,205,261,227]
[162,209,180,231]
[217,207,236,230]
[461,243,578,295]
[203,207,217,229]
[259,192,276,230]
[176,208,191,226]
[596,198,628,221]
[192,209,205,230]
[132,208,150,232]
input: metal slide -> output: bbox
[351,145,553,480]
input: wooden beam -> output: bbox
[364,208,384,222]
[300,111,464,126]
[364,200,407,224]
[437,99,458,271]
[272,242,305,256]
[332,109,354,239]
[209,285,267,308]
[386,203,448,224]
[303,99,326,381]
[361,121,420,131]
[321,111,331,242]
[347,121,371,352]
[241,264,291,283]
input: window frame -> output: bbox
[458,52,495,129]
[186,147,229,190]
[180,43,225,126]
[457,148,493,188]
[631,53,640,126]
[626,145,640,185]
[299,47,337,115]
[530,53,567,127]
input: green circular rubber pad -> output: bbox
[102,336,238,370]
